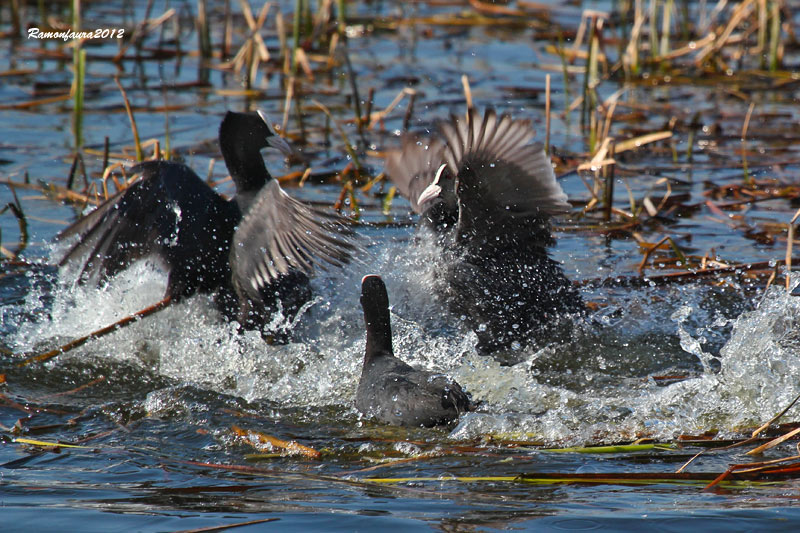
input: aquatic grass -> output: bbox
[224,0,272,89]
[291,0,304,75]
[335,0,346,34]
[312,99,362,212]
[364,472,796,488]
[13,438,89,449]
[556,30,572,119]
[6,1,800,513]
[659,0,674,64]
[785,207,800,290]
[196,0,211,60]
[768,0,781,71]
[648,0,659,63]
[114,8,176,62]
[540,443,672,453]
[602,139,615,221]
[0,190,27,260]
[341,42,365,143]
[312,99,361,174]
[66,152,87,191]
[162,90,171,160]
[71,47,85,151]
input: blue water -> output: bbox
[4,0,800,530]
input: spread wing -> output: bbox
[383,134,448,213]
[231,179,360,300]
[439,108,571,218]
[57,160,236,289]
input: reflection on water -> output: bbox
[4,0,800,528]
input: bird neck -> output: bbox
[363,303,393,362]
[223,147,271,195]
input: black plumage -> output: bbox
[58,111,358,339]
[356,275,471,427]
[384,108,584,354]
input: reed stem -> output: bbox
[72,47,86,152]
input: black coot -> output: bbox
[384,108,583,354]
[356,275,471,427]
[58,110,358,339]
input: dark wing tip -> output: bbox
[439,107,570,218]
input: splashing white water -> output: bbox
[12,239,800,444]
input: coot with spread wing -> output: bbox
[58,111,358,339]
[384,108,583,354]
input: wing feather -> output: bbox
[231,180,360,299]
[440,108,570,218]
[383,135,447,213]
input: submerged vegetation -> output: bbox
[3,0,800,525]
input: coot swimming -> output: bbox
[356,275,471,427]
[384,108,583,354]
[58,111,358,339]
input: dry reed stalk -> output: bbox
[660,0,674,59]
[223,0,233,58]
[741,100,756,184]
[462,75,473,114]
[624,1,643,74]
[196,0,212,59]
[603,140,616,221]
[114,77,143,162]
[704,454,800,491]
[16,296,173,367]
[113,8,176,62]
[545,74,551,155]
[599,88,624,142]
[326,31,340,70]
[786,206,800,290]
[282,76,295,133]
[402,91,416,131]
[695,0,757,65]
[294,48,314,79]
[231,425,320,458]
[367,88,415,129]
[312,99,361,173]
[468,0,525,16]
[638,236,670,274]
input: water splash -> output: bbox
[9,237,800,445]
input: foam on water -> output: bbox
[10,237,800,444]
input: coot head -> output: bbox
[219,110,292,195]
